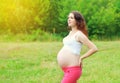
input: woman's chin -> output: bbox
[68,25,72,27]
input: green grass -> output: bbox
[0,41,120,83]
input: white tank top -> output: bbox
[63,31,82,55]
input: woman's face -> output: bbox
[68,13,77,27]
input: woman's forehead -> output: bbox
[68,13,74,17]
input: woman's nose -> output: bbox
[68,18,71,21]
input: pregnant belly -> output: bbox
[57,46,80,67]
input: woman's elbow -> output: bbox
[93,46,98,52]
[90,45,98,53]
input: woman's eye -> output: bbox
[71,17,74,19]
[68,17,74,19]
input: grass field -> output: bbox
[0,41,120,83]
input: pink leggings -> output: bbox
[61,66,82,83]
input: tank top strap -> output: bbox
[72,31,79,38]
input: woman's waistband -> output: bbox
[62,66,82,72]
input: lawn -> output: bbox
[0,41,120,83]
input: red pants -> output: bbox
[61,66,82,83]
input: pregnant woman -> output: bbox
[57,11,98,83]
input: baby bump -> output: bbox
[57,46,80,67]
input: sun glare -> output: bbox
[0,0,33,32]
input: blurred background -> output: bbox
[0,1,120,83]
[0,0,120,42]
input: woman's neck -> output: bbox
[71,26,78,33]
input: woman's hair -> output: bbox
[69,11,88,37]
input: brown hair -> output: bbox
[69,11,88,37]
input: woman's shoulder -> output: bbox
[76,30,88,41]
[77,30,86,37]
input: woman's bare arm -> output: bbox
[77,31,98,61]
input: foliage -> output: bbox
[0,0,120,41]
[0,29,62,42]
